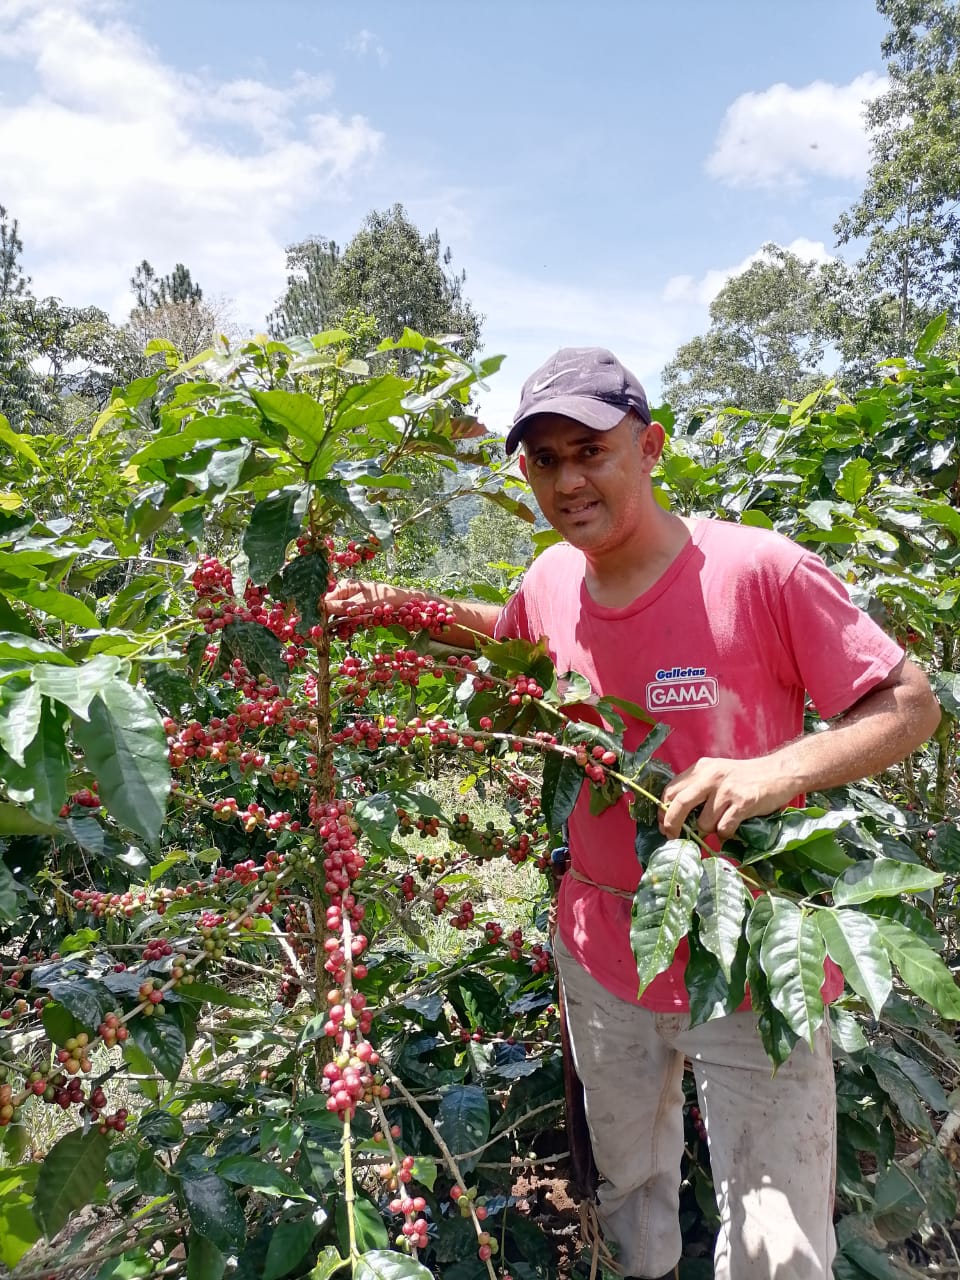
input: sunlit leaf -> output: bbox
[758,899,825,1047]
[72,677,170,845]
[630,839,702,992]
[817,908,891,1019]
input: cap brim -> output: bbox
[505,396,627,453]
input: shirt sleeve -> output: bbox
[775,551,905,720]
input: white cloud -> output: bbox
[0,0,383,327]
[663,237,833,308]
[707,72,886,189]
[346,29,388,67]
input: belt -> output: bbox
[567,865,636,901]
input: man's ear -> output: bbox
[518,453,528,480]
[638,422,666,472]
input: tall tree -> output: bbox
[334,205,482,355]
[661,246,830,415]
[269,206,483,356]
[130,259,158,310]
[835,0,960,355]
[267,237,341,339]
[130,259,203,309]
[126,259,219,362]
[0,205,29,303]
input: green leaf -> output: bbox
[686,921,746,1026]
[178,980,259,1011]
[876,918,960,1019]
[252,389,329,450]
[835,457,872,504]
[864,1052,934,1139]
[186,1231,226,1280]
[0,416,42,468]
[136,1110,184,1148]
[263,1215,319,1280]
[696,857,748,979]
[0,631,72,664]
[182,1174,247,1253]
[864,897,942,952]
[928,822,960,872]
[307,1246,348,1280]
[915,310,948,357]
[71,677,170,845]
[737,808,853,864]
[1,700,69,822]
[32,655,123,720]
[539,750,583,833]
[218,1155,310,1199]
[745,897,799,1067]
[832,858,943,906]
[435,1084,490,1174]
[243,488,309,585]
[334,374,409,431]
[0,801,57,836]
[0,860,19,921]
[279,549,329,635]
[16,584,99,629]
[44,978,112,1032]
[872,1163,926,1241]
[336,1196,389,1253]
[630,839,702,992]
[33,1127,111,1238]
[353,792,399,855]
[0,677,41,765]
[215,620,289,693]
[817,908,891,1019]
[59,926,101,955]
[758,899,826,1047]
[128,1012,186,1082]
[0,1192,41,1268]
[917,1147,958,1226]
[354,1253,434,1280]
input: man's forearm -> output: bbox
[433,598,501,650]
[766,658,942,797]
[325,580,500,650]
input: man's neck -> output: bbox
[582,511,695,609]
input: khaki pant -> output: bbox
[554,935,837,1279]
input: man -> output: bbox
[331,348,940,1279]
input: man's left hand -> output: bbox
[658,756,800,841]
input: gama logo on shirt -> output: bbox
[646,665,719,713]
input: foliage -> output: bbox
[660,319,960,1268]
[0,205,29,305]
[268,238,342,341]
[661,245,832,415]
[0,209,139,432]
[271,207,482,360]
[0,322,958,1280]
[131,260,204,309]
[835,0,960,357]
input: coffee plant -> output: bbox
[0,320,958,1280]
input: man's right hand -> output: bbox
[323,579,502,648]
[324,579,423,618]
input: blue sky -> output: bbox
[0,0,890,430]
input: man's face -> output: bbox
[519,412,662,556]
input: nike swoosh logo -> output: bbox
[530,366,578,394]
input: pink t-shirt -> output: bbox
[495,518,904,1010]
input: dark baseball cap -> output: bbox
[505,347,651,454]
